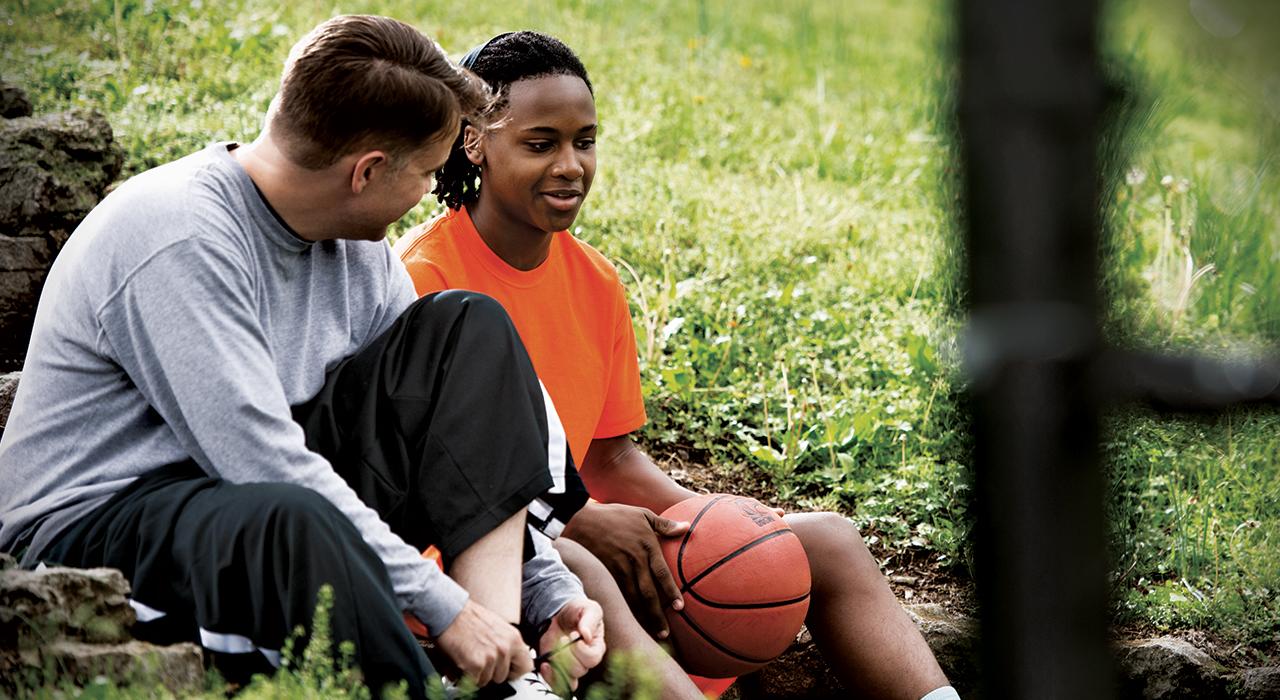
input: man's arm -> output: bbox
[99,239,469,633]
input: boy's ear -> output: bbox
[462,125,485,166]
[350,150,389,194]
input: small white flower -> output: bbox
[1160,174,1175,188]
[661,317,685,342]
[1175,177,1191,194]
[1126,168,1147,186]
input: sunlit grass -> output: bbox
[1,0,1276,685]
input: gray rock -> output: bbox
[0,371,18,432]
[0,109,122,235]
[0,566,136,648]
[4,640,204,695]
[1118,636,1228,699]
[907,603,981,693]
[0,236,57,270]
[0,82,32,119]
[0,109,121,366]
[1236,667,1280,700]
[0,269,45,367]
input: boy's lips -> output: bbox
[541,190,583,211]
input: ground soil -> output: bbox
[653,452,1278,673]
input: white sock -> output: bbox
[920,686,960,700]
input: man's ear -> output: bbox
[350,151,389,194]
[463,125,485,166]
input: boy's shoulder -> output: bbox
[554,232,622,286]
[394,208,462,259]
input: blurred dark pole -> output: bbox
[959,1,1116,698]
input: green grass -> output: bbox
[2,0,1277,690]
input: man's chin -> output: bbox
[353,225,390,242]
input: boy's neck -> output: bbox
[468,198,554,272]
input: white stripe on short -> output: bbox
[199,628,281,667]
[539,380,568,494]
[129,598,167,623]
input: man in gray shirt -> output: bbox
[0,15,603,698]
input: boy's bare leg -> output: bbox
[786,512,950,700]
[555,537,703,700]
[449,507,528,622]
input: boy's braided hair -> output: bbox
[432,31,593,210]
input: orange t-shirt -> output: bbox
[394,207,647,466]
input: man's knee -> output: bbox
[410,289,513,333]
[238,483,364,550]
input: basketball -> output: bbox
[659,494,811,678]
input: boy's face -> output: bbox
[472,73,597,234]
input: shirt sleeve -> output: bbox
[97,237,470,633]
[521,528,585,629]
[399,245,451,298]
[370,243,418,340]
[594,278,648,439]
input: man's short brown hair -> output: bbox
[272,15,488,170]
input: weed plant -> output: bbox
[1,0,1275,678]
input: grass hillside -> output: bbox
[2,0,1276,693]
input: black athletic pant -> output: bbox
[41,291,555,698]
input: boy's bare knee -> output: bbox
[787,511,867,557]
[554,537,612,586]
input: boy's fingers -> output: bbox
[632,569,670,637]
[647,541,684,612]
[647,513,690,537]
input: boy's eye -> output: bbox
[575,139,596,150]
[526,141,552,152]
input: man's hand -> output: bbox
[434,599,533,686]
[561,502,690,638]
[537,597,605,693]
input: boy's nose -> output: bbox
[551,150,584,179]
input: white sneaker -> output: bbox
[439,669,569,700]
[507,669,567,699]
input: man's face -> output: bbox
[474,73,597,236]
[345,126,456,241]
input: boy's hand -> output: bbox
[562,502,689,638]
[434,599,534,686]
[537,597,606,693]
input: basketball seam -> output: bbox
[679,528,800,593]
[675,609,777,666]
[684,589,811,610]
[676,494,731,588]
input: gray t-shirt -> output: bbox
[0,142,581,632]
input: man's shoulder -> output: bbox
[80,145,242,247]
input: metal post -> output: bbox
[959,1,1116,697]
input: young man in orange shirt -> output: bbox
[396,31,958,700]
